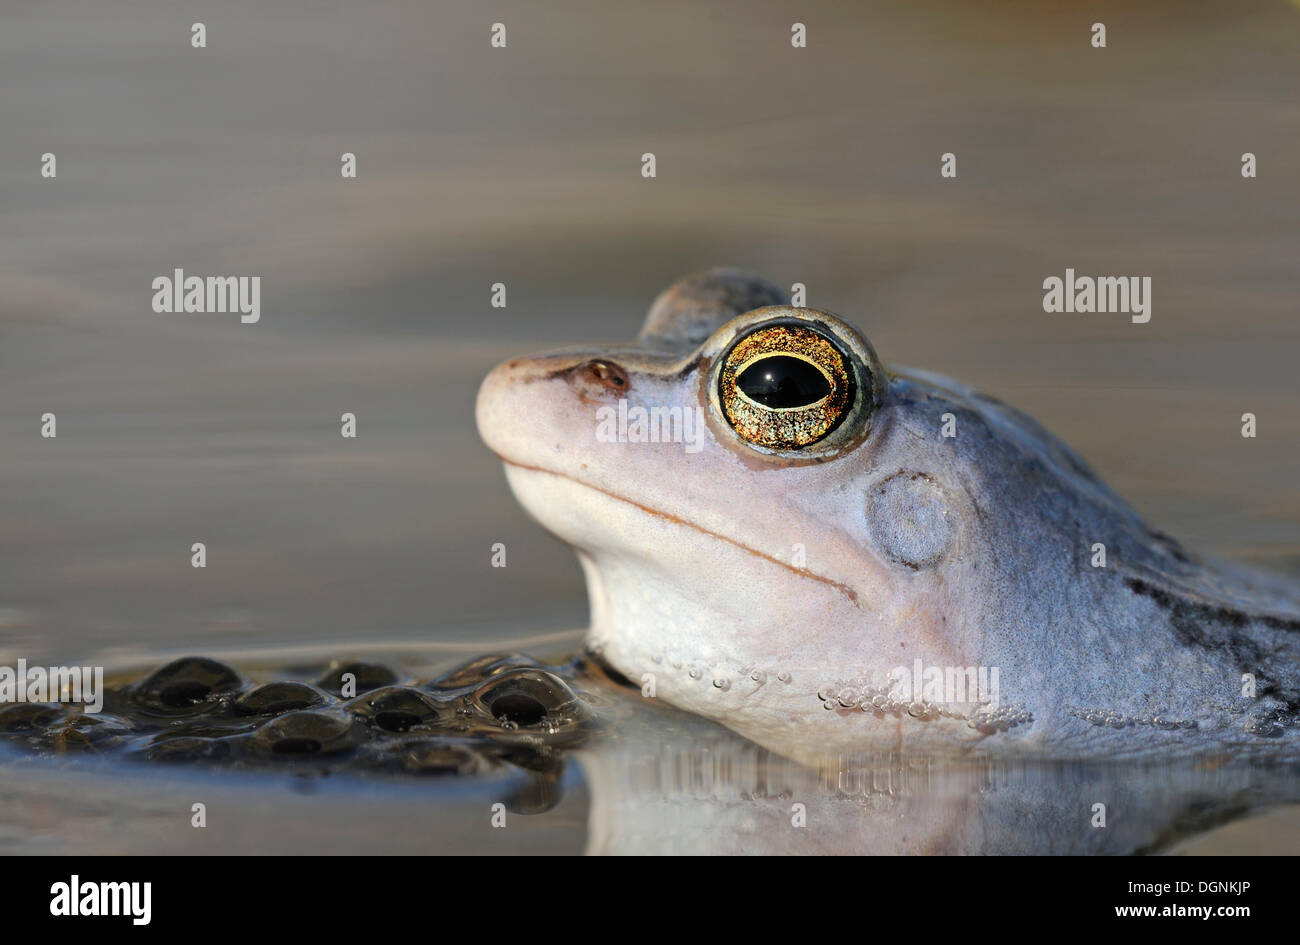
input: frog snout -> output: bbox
[476,356,546,460]
[476,352,633,463]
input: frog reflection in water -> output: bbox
[477,269,1300,763]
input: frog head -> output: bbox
[477,269,1300,761]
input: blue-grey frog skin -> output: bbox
[477,268,1300,763]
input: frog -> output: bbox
[477,268,1300,762]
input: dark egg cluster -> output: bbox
[0,654,594,791]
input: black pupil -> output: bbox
[736,356,832,408]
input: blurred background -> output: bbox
[3,0,1298,665]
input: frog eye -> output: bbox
[718,322,854,450]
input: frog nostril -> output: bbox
[577,359,628,392]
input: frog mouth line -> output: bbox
[500,458,860,607]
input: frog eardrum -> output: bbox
[717,321,855,450]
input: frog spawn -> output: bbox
[0,654,594,811]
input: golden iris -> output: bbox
[718,324,853,449]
